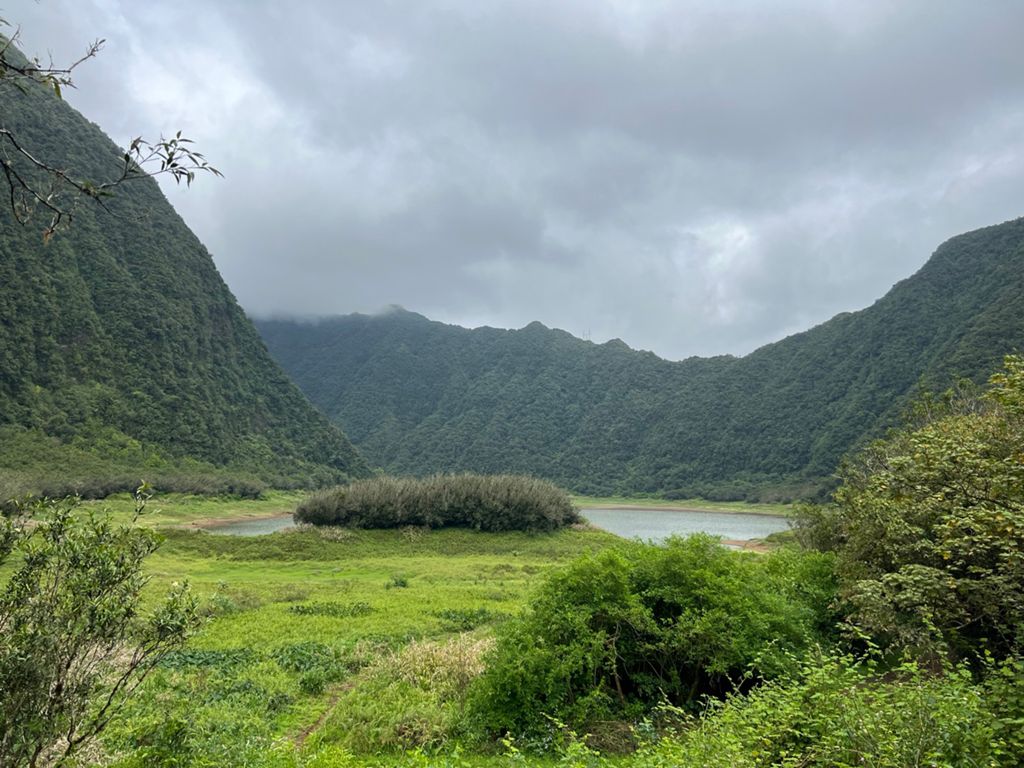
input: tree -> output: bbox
[797,356,1024,660]
[0,20,220,241]
[0,490,199,768]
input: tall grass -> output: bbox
[294,473,580,532]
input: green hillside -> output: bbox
[0,46,368,497]
[257,218,1024,500]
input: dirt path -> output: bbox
[295,683,352,749]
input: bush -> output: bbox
[796,355,1024,660]
[288,601,374,618]
[632,653,1022,768]
[464,536,837,740]
[0,493,199,767]
[294,473,580,533]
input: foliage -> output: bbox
[0,492,199,768]
[797,355,1024,659]
[0,30,220,239]
[631,652,1022,768]
[0,46,368,494]
[464,536,837,739]
[257,219,1024,499]
[89,517,620,765]
[433,608,504,632]
[294,474,580,532]
[289,601,374,618]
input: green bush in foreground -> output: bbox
[294,474,580,532]
[0,493,199,768]
[464,536,837,740]
[633,653,1024,768]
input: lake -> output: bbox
[205,506,789,542]
[580,507,788,543]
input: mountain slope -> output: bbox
[0,46,368,495]
[257,218,1024,499]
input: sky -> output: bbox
[7,0,1024,360]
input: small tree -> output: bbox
[0,489,199,768]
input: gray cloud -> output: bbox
[8,0,1024,358]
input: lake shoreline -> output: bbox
[195,505,789,542]
[579,502,788,517]
[185,504,787,531]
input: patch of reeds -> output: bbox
[293,473,579,532]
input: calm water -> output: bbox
[580,507,788,543]
[205,507,788,541]
[205,515,295,536]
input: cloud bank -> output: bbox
[10,0,1024,358]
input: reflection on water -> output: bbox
[204,506,788,541]
[205,516,295,536]
[580,507,788,543]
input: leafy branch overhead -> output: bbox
[0,23,221,241]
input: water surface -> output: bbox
[580,507,788,543]
[205,507,788,541]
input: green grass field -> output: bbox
[80,489,306,527]
[63,493,624,766]
[34,491,787,766]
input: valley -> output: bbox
[2,8,1024,767]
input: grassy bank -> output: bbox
[77,490,306,528]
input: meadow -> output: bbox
[72,492,626,766]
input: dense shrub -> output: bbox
[796,355,1024,660]
[464,536,837,739]
[631,653,1024,768]
[294,473,580,532]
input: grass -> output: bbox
[38,493,787,765]
[78,489,305,527]
[74,494,626,766]
[147,526,617,651]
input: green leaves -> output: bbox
[465,537,837,739]
[800,355,1024,660]
[0,497,200,767]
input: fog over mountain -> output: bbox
[11,0,1024,359]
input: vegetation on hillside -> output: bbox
[258,219,1024,499]
[294,474,580,532]
[0,43,368,497]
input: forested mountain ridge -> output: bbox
[0,45,368,495]
[258,217,1024,499]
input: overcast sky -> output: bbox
[7,1,1024,359]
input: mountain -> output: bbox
[0,45,368,497]
[256,218,1024,500]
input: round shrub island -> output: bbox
[294,473,580,532]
